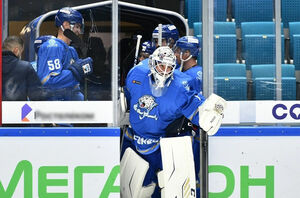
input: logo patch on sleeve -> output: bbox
[132,80,141,85]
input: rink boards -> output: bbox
[210,127,300,198]
[0,128,120,198]
[0,127,300,197]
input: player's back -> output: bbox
[37,38,79,89]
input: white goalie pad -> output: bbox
[198,93,227,136]
[158,136,196,198]
[120,148,156,198]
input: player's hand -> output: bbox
[69,57,93,81]
[198,94,226,136]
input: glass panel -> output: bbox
[3,1,115,126]
[210,0,299,102]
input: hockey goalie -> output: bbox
[120,46,226,198]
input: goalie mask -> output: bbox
[148,46,176,96]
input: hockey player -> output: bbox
[174,36,202,94]
[121,46,226,197]
[173,36,203,197]
[36,7,93,100]
[137,24,179,66]
[31,35,55,71]
[139,40,156,62]
[152,24,179,48]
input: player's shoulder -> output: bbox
[173,69,193,83]
[137,58,149,66]
[190,65,202,72]
[126,63,149,88]
[41,37,67,50]
[68,45,77,52]
[185,65,203,78]
[128,62,150,77]
[171,70,193,92]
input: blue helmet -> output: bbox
[55,7,84,29]
[34,35,55,53]
[174,36,200,57]
[141,40,155,54]
[152,24,179,47]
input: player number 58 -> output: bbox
[47,59,61,71]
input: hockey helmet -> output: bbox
[141,40,156,54]
[55,7,84,33]
[173,36,200,57]
[152,24,179,47]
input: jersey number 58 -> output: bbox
[47,59,61,71]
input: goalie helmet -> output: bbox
[55,7,84,33]
[34,35,55,53]
[148,46,176,91]
[173,36,200,58]
[152,24,179,47]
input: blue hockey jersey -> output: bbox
[125,63,206,154]
[183,65,203,94]
[37,38,80,89]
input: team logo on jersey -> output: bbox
[47,39,58,48]
[133,95,158,120]
[182,80,190,91]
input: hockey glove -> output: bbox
[198,93,227,136]
[69,57,93,81]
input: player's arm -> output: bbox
[67,47,93,81]
[37,44,92,86]
[180,86,226,136]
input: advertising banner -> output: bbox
[2,101,114,124]
[256,101,300,123]
[209,127,300,198]
[0,128,120,198]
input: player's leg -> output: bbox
[120,147,156,198]
[141,148,163,198]
[193,135,201,198]
[158,136,196,198]
[120,128,158,198]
